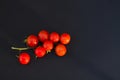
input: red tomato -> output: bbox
[43,40,53,52]
[55,44,67,57]
[50,32,60,43]
[26,34,39,47]
[38,30,49,42]
[19,52,30,65]
[34,46,46,58]
[60,33,71,45]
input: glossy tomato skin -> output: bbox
[50,32,60,43]
[19,52,30,65]
[60,33,71,45]
[35,46,46,58]
[26,35,39,47]
[43,40,53,51]
[55,44,67,57]
[38,30,49,42]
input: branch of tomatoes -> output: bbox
[11,30,71,65]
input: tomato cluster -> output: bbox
[11,30,71,65]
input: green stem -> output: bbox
[46,50,51,54]
[24,39,27,43]
[16,55,19,58]
[11,46,30,51]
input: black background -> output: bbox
[0,0,120,80]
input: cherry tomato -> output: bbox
[50,32,60,43]
[19,52,30,65]
[34,46,46,58]
[26,34,39,47]
[43,40,53,52]
[55,44,67,57]
[38,30,49,42]
[60,33,71,45]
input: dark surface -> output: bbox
[0,0,120,80]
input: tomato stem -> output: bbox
[24,39,27,43]
[35,56,37,58]
[16,55,19,58]
[46,50,51,54]
[11,46,30,51]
